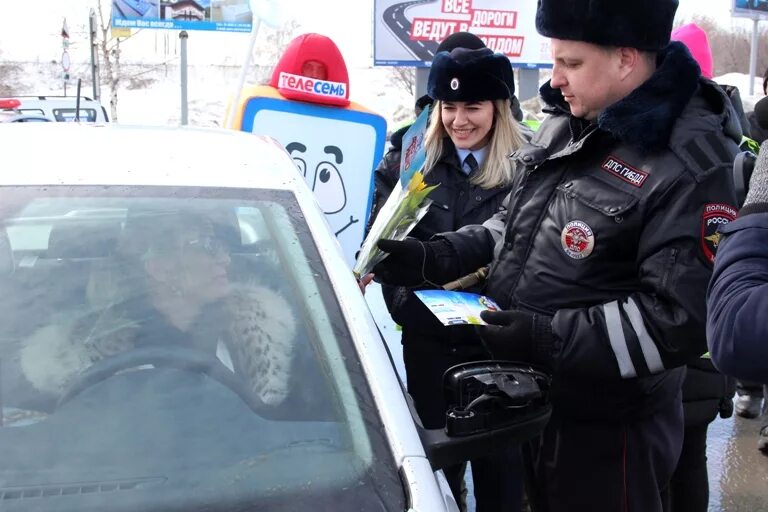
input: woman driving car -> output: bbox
[20,209,297,410]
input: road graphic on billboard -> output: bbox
[374,0,551,68]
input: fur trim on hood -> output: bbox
[540,42,710,153]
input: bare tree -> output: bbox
[388,66,415,96]
[95,0,136,122]
[0,50,22,96]
[250,19,301,85]
[679,16,768,80]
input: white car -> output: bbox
[5,95,109,123]
[0,98,53,123]
[0,124,550,512]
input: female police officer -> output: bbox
[368,45,526,511]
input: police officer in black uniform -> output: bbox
[365,34,528,511]
[372,0,742,510]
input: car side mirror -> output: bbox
[417,361,551,471]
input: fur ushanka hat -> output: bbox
[535,0,679,51]
[436,31,486,54]
[428,47,514,103]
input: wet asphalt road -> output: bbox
[366,284,768,511]
[709,411,768,511]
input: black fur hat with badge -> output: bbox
[535,0,679,51]
[428,47,515,103]
[436,31,486,53]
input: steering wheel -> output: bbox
[58,346,263,413]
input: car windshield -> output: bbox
[0,186,405,512]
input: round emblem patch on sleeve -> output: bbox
[701,203,737,263]
[561,220,595,259]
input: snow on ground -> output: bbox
[9,60,413,131]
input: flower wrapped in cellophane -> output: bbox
[353,109,438,278]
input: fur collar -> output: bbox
[20,283,296,406]
[540,42,702,152]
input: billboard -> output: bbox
[111,0,253,32]
[733,0,768,18]
[373,0,552,68]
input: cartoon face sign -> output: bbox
[285,142,347,215]
[245,100,386,267]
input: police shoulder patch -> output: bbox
[701,203,737,263]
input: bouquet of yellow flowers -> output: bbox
[353,109,438,278]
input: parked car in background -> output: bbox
[4,95,109,123]
[0,124,550,512]
[0,98,52,123]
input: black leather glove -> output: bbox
[373,238,457,287]
[478,309,558,368]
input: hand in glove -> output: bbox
[478,309,558,368]
[372,238,457,287]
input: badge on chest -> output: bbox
[561,220,595,259]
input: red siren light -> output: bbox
[0,99,21,110]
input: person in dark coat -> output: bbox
[674,30,768,422]
[365,42,528,511]
[372,0,742,510]
[708,138,768,385]
[365,32,487,241]
[747,68,768,144]
[665,23,738,512]
[708,139,768,454]
[365,32,532,242]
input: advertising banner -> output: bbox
[111,0,253,33]
[733,0,768,19]
[374,0,552,68]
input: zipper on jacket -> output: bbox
[659,247,679,291]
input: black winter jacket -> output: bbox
[747,110,768,144]
[682,359,735,426]
[679,83,744,427]
[371,137,512,347]
[439,42,742,420]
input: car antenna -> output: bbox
[75,78,82,123]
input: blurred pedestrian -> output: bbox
[747,67,768,144]
[734,381,764,419]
